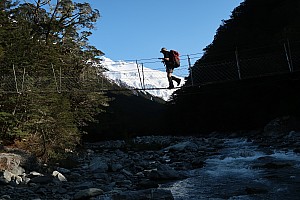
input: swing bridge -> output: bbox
[1,41,300,95]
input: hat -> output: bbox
[160,47,168,53]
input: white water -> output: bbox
[161,138,300,200]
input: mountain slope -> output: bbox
[170,0,300,134]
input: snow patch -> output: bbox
[94,57,184,101]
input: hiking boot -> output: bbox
[171,76,181,86]
[168,77,174,89]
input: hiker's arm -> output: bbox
[160,58,169,61]
[159,58,169,60]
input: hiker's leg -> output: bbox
[167,72,174,89]
[166,67,174,88]
[171,76,181,86]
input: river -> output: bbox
[160,138,300,200]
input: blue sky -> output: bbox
[24,0,245,76]
[83,0,245,76]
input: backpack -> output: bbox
[169,50,180,68]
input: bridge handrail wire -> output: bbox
[1,41,300,94]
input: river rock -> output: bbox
[89,157,109,172]
[112,188,174,200]
[52,170,67,182]
[263,116,300,137]
[136,178,159,189]
[29,175,53,184]
[0,153,25,175]
[73,188,104,200]
[191,157,206,168]
[162,141,198,152]
[111,163,123,172]
[3,170,23,184]
[146,164,186,181]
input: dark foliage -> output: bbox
[0,0,108,161]
[83,90,168,141]
[186,0,300,86]
[170,0,300,134]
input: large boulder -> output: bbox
[146,164,187,181]
[0,153,25,175]
[263,116,300,137]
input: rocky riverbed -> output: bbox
[0,116,300,200]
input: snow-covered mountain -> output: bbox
[95,57,184,101]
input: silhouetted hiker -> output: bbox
[159,47,181,89]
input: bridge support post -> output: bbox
[136,60,143,90]
[187,55,194,86]
[12,64,20,94]
[141,63,145,90]
[235,47,242,80]
[284,39,293,72]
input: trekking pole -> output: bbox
[187,55,194,86]
[159,58,166,66]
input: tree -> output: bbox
[0,0,109,161]
[184,0,300,86]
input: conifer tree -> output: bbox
[0,0,108,161]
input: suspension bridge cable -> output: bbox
[100,42,300,68]
[2,41,300,95]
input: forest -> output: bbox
[0,0,112,161]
